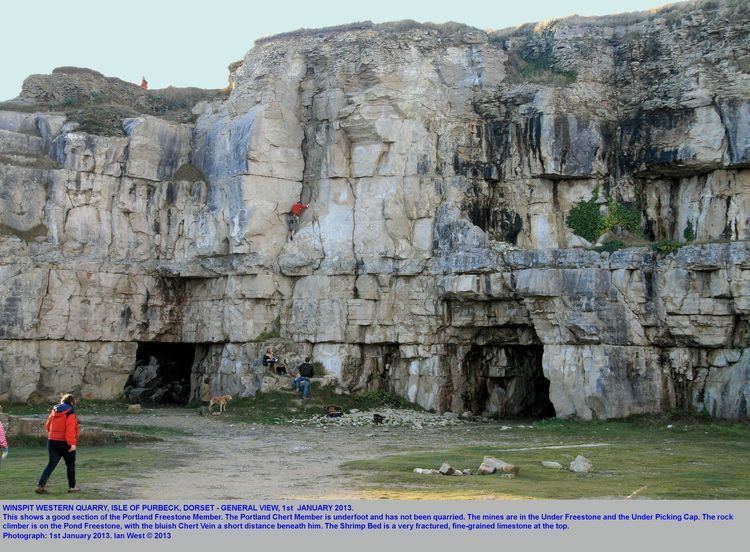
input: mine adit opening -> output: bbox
[124,342,197,405]
[462,344,555,419]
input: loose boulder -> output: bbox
[570,455,593,473]
[439,462,456,475]
[542,461,563,469]
[477,462,496,475]
[127,404,143,414]
[483,456,520,475]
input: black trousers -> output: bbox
[38,440,76,488]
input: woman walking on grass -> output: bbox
[0,418,8,465]
[36,394,80,494]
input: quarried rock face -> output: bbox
[1,2,749,419]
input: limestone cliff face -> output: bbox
[1,1,749,419]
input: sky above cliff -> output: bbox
[2,0,681,101]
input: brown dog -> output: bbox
[208,395,232,413]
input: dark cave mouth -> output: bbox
[123,342,197,405]
[462,344,555,419]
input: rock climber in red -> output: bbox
[288,201,309,241]
[140,77,148,90]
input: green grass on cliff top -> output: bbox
[342,416,750,500]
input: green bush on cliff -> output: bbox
[565,189,607,243]
[606,197,641,234]
[566,188,643,244]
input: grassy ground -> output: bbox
[342,416,750,499]
[0,445,168,500]
[2,400,192,439]
[4,398,748,499]
[3,387,416,426]
[2,399,134,418]
[224,385,419,424]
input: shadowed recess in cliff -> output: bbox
[123,342,197,405]
[461,344,555,419]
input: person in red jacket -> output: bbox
[36,394,80,493]
[288,201,309,241]
[140,77,148,90]
[0,418,8,464]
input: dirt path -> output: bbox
[87,410,527,500]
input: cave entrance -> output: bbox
[124,342,197,405]
[462,344,555,419]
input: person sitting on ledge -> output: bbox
[263,346,278,371]
[295,357,315,399]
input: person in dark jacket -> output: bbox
[36,394,80,493]
[294,357,315,399]
[262,347,278,371]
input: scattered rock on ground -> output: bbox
[289,407,471,428]
[542,461,563,469]
[127,404,143,414]
[483,456,520,475]
[570,455,593,473]
[439,462,456,475]
[477,462,496,475]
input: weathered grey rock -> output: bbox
[50,132,127,176]
[570,455,593,473]
[122,117,192,181]
[439,462,456,475]
[0,4,749,420]
[132,360,158,388]
[477,462,496,475]
[483,456,520,475]
[542,461,563,470]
